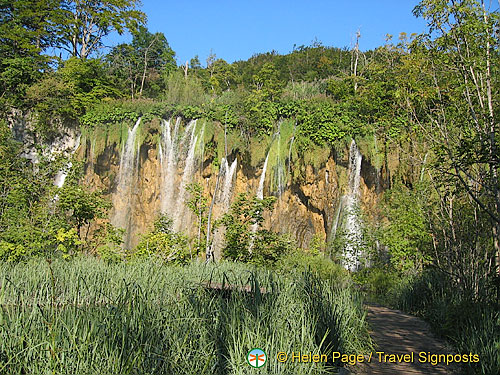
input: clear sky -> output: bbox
[106,0,428,66]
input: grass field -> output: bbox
[0,257,371,374]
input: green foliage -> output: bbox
[296,98,350,145]
[162,70,207,106]
[0,121,61,260]
[325,76,354,100]
[93,223,125,262]
[27,57,121,123]
[58,184,110,234]
[206,58,237,94]
[277,249,349,282]
[0,0,60,105]
[134,215,190,262]
[221,193,291,266]
[54,227,81,258]
[0,125,111,261]
[282,81,323,100]
[107,25,176,98]
[186,182,208,256]
[381,182,432,272]
[81,99,166,127]
[353,267,400,304]
[59,0,146,60]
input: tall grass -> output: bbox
[0,257,371,374]
[391,270,500,375]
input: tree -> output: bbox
[407,0,500,275]
[134,215,189,262]
[27,57,121,121]
[59,0,145,60]
[186,182,208,256]
[107,26,175,98]
[0,0,62,103]
[220,193,290,266]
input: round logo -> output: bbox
[247,348,267,368]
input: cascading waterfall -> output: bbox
[330,196,345,241]
[275,126,285,196]
[159,117,181,215]
[250,150,270,248]
[220,158,238,208]
[54,134,81,188]
[173,120,198,231]
[111,117,142,248]
[256,151,270,200]
[342,139,363,271]
[159,118,203,232]
[210,157,238,258]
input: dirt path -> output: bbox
[353,304,460,374]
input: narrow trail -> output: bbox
[354,304,459,375]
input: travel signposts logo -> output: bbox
[247,348,267,368]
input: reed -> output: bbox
[0,257,371,374]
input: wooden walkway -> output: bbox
[353,304,460,374]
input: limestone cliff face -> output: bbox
[82,136,378,252]
[9,113,381,252]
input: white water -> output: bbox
[275,126,285,196]
[173,120,198,231]
[111,118,142,247]
[54,134,81,188]
[256,151,269,200]
[330,196,345,241]
[210,157,238,258]
[159,118,203,232]
[249,150,270,248]
[220,158,238,208]
[342,139,363,271]
[159,118,181,215]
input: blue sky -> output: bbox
[105,1,428,65]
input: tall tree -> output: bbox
[406,0,500,275]
[107,25,175,98]
[59,0,145,60]
[0,0,62,103]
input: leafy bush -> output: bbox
[221,193,292,266]
[27,57,121,124]
[277,250,349,283]
[353,267,399,303]
[133,215,190,263]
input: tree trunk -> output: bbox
[352,29,361,92]
[205,169,223,262]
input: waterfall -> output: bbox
[54,134,81,188]
[111,117,142,248]
[343,139,363,271]
[275,126,285,196]
[256,151,270,200]
[220,158,238,207]
[249,150,270,248]
[159,118,203,232]
[330,196,345,241]
[210,157,238,259]
[173,120,198,231]
[159,118,180,215]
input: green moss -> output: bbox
[357,134,384,169]
[303,145,330,170]
[249,135,271,168]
